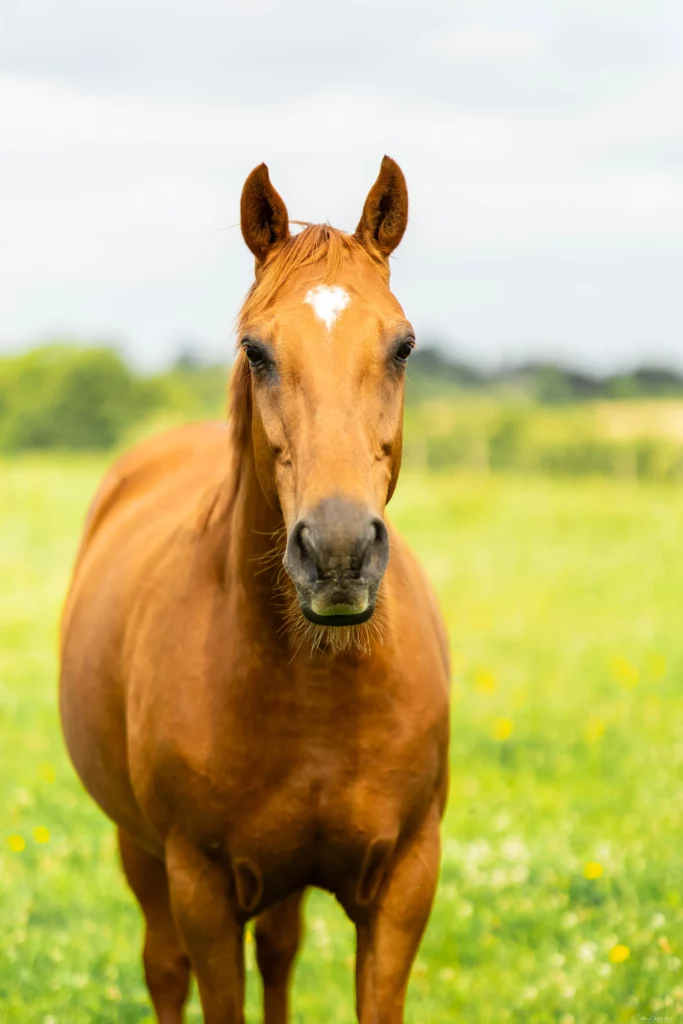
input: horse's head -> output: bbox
[234,157,413,629]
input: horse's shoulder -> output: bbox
[73,422,227,560]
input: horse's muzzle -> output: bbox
[284,497,389,626]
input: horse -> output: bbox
[59,156,450,1024]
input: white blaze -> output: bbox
[303,285,350,331]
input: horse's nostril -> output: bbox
[297,525,314,559]
[360,516,389,577]
[287,519,318,584]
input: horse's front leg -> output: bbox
[255,891,305,1024]
[354,806,441,1024]
[166,834,245,1024]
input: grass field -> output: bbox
[2,456,683,1023]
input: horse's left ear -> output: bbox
[355,156,408,258]
[240,163,290,263]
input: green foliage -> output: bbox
[1,461,682,1021]
[406,349,485,401]
[0,346,230,454]
[404,397,683,481]
[532,366,577,405]
[149,363,228,420]
[0,346,158,452]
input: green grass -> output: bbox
[1,457,682,1023]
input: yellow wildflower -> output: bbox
[584,861,603,880]
[33,826,50,845]
[7,834,26,853]
[658,936,672,954]
[492,717,513,741]
[609,656,639,688]
[609,944,630,963]
[38,763,56,784]
[585,718,606,743]
[475,668,497,694]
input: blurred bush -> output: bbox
[402,397,683,480]
[0,346,155,451]
[0,345,227,452]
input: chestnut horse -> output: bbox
[60,157,450,1023]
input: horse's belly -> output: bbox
[60,568,164,854]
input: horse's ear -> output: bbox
[355,156,408,258]
[240,163,290,263]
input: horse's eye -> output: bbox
[394,338,415,365]
[243,342,265,370]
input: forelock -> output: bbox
[237,224,381,334]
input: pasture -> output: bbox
[1,456,682,1022]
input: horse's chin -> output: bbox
[300,604,376,628]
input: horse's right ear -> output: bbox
[355,156,408,259]
[240,163,290,263]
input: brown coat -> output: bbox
[60,158,450,1024]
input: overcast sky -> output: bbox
[1,0,681,370]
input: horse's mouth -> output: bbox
[300,604,376,627]
[295,578,378,628]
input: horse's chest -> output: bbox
[138,661,441,912]
[212,763,407,914]
[161,724,432,914]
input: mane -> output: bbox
[229,224,382,449]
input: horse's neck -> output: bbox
[223,438,286,613]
